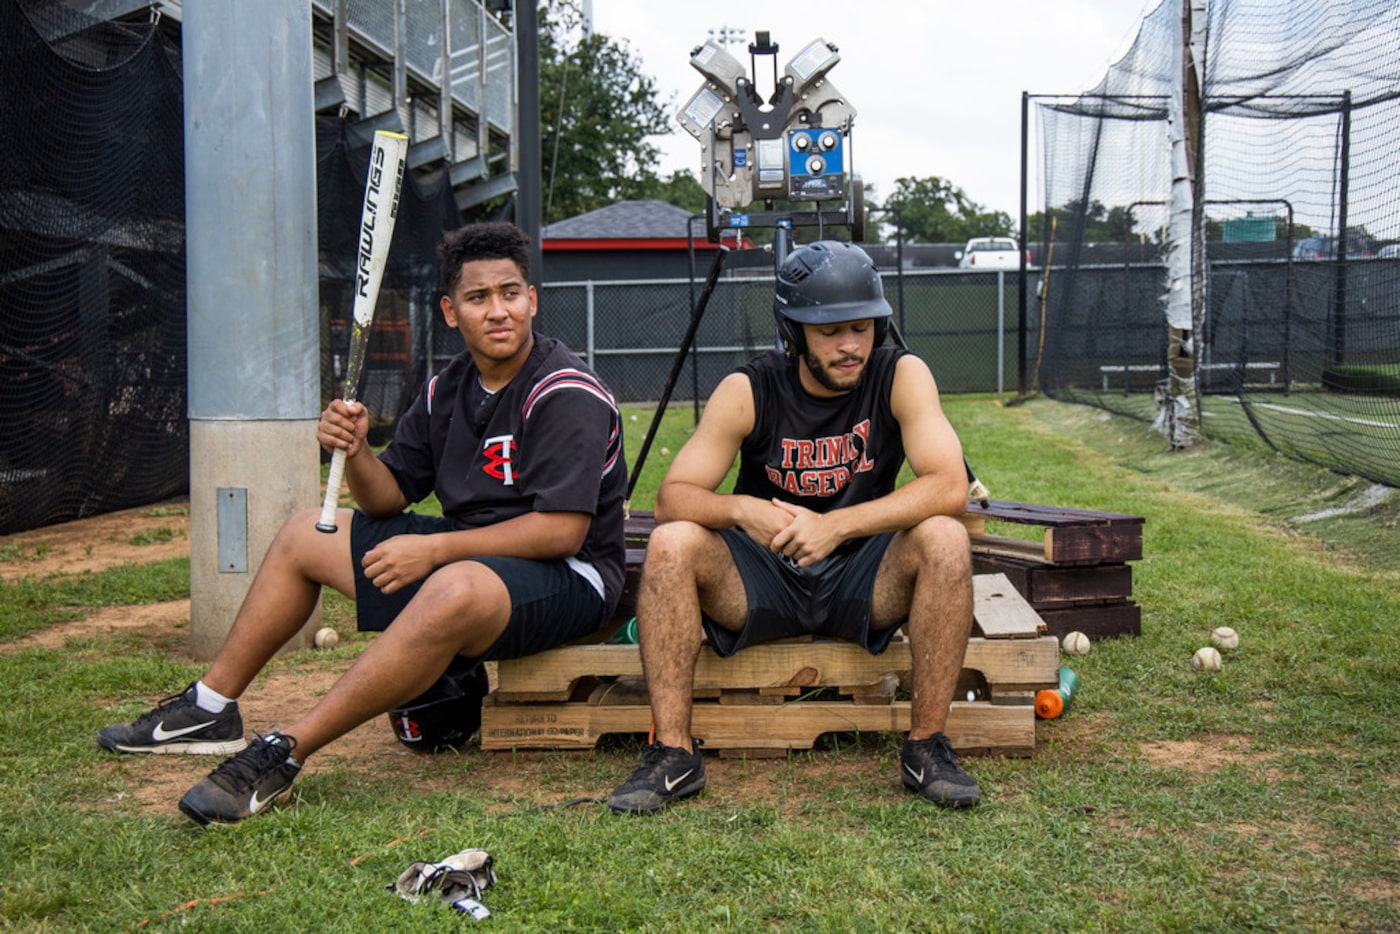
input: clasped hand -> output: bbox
[743,498,840,568]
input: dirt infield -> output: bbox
[0,500,192,582]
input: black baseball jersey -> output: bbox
[733,347,909,514]
[378,334,627,612]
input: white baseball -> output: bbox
[1192,646,1222,671]
[1061,631,1092,656]
[1211,626,1240,651]
[314,626,340,649]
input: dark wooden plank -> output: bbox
[1047,524,1143,564]
[974,500,1144,528]
[972,554,1133,606]
[1035,602,1142,640]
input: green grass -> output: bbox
[2,398,1398,931]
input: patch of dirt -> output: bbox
[1139,735,1268,773]
[0,499,190,581]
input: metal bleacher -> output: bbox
[69,0,519,211]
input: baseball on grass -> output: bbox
[1192,646,1222,671]
[1061,631,1092,656]
[1211,626,1240,651]
[314,626,339,649]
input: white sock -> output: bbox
[193,680,234,714]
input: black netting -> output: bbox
[0,2,468,535]
[315,117,463,444]
[0,2,188,533]
[1035,0,1400,486]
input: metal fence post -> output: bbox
[997,269,1005,402]
[585,280,595,368]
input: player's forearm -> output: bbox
[823,474,966,540]
[654,481,760,530]
[343,451,409,518]
[428,511,590,564]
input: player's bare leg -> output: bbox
[608,520,746,813]
[873,514,973,738]
[201,508,359,699]
[280,559,511,758]
[874,514,979,807]
[636,520,747,751]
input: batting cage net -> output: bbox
[1034,0,1400,487]
[0,2,465,535]
[0,2,188,535]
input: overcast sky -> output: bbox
[586,0,1161,219]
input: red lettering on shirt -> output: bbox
[769,419,874,498]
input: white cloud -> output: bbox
[585,0,1158,221]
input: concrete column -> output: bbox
[184,1,321,659]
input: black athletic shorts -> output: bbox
[350,510,608,662]
[702,527,903,658]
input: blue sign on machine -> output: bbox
[786,128,845,202]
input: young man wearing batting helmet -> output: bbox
[99,222,627,825]
[608,240,980,814]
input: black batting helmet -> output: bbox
[387,658,489,752]
[773,240,892,356]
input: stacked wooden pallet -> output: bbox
[961,500,1144,640]
[480,573,1059,757]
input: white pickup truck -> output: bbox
[956,236,1025,270]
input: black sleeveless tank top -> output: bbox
[733,347,908,514]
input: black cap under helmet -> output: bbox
[773,241,892,355]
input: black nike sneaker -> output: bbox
[900,732,982,808]
[607,739,706,814]
[178,731,302,825]
[97,683,247,755]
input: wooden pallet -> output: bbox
[481,573,1058,757]
[963,500,1143,639]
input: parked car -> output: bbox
[956,236,1027,270]
[1292,234,1374,260]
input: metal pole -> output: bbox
[687,216,701,424]
[996,270,1005,402]
[627,248,728,504]
[585,281,595,368]
[1018,90,1030,395]
[185,0,320,658]
[1332,90,1352,367]
[515,0,543,280]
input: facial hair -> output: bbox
[802,348,865,393]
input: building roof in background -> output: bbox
[542,199,718,250]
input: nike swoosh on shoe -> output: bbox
[248,790,273,814]
[664,769,694,792]
[904,763,925,784]
[152,720,218,742]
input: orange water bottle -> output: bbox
[1035,667,1080,719]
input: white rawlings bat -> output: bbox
[316,130,408,533]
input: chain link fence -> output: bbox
[423,263,1023,406]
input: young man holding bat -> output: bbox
[98,222,627,825]
[607,240,981,814]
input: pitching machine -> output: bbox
[676,31,866,248]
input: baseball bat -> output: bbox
[316,130,409,533]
